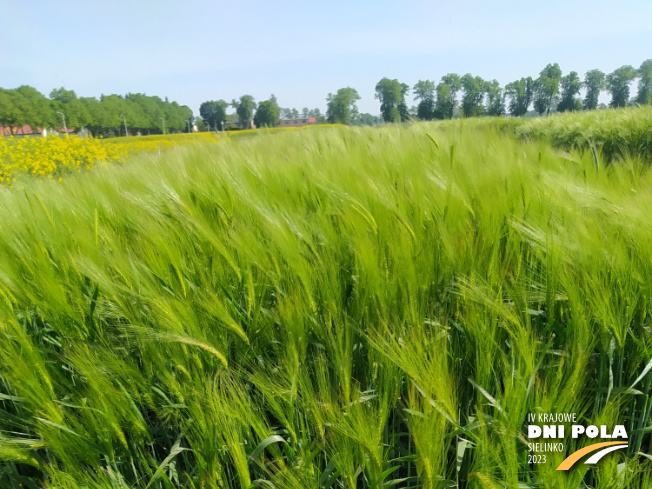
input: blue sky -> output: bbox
[2,0,651,116]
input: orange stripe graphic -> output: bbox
[556,442,628,470]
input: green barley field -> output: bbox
[1,109,651,488]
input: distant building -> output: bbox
[225,119,254,130]
[279,117,316,128]
[0,125,74,137]
[1,125,47,137]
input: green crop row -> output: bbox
[0,121,650,488]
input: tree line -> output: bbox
[199,91,378,131]
[0,87,193,136]
[2,60,650,137]
[202,60,651,130]
[375,60,652,122]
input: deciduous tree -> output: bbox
[16,85,54,129]
[434,83,452,120]
[437,74,462,119]
[199,100,228,131]
[253,99,280,127]
[484,80,504,116]
[461,74,486,118]
[375,78,402,123]
[636,59,652,105]
[606,65,637,108]
[326,87,360,125]
[398,83,410,121]
[413,80,436,120]
[50,87,91,128]
[231,95,256,129]
[532,63,562,116]
[505,77,534,117]
[0,89,29,132]
[556,71,582,112]
[583,69,605,110]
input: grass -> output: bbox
[434,106,652,163]
[0,112,651,488]
[0,124,341,183]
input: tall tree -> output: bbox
[127,93,166,133]
[231,95,256,129]
[398,83,410,121]
[556,71,583,112]
[199,100,228,131]
[374,78,402,123]
[97,94,129,134]
[434,83,452,120]
[79,97,105,136]
[439,73,462,119]
[636,59,652,105]
[606,65,637,107]
[532,63,562,116]
[15,85,54,129]
[50,87,91,128]
[0,89,29,133]
[253,99,280,127]
[505,77,534,117]
[326,87,360,124]
[484,80,504,116]
[461,74,486,118]
[413,80,436,120]
[583,69,605,110]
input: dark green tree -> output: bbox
[96,94,128,135]
[413,80,436,120]
[231,95,256,129]
[439,73,462,119]
[326,87,360,124]
[119,94,152,134]
[434,83,452,120]
[79,97,105,136]
[127,93,166,133]
[484,80,505,116]
[50,87,91,128]
[161,100,192,133]
[606,65,637,107]
[16,85,54,129]
[461,74,486,117]
[0,89,31,133]
[583,69,605,110]
[532,63,562,116]
[505,77,534,117]
[556,71,583,112]
[199,100,228,131]
[375,78,402,123]
[398,83,410,121]
[253,99,280,127]
[636,59,652,105]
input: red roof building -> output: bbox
[0,126,73,137]
[279,117,316,128]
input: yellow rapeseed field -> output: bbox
[0,132,223,185]
[0,125,339,185]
